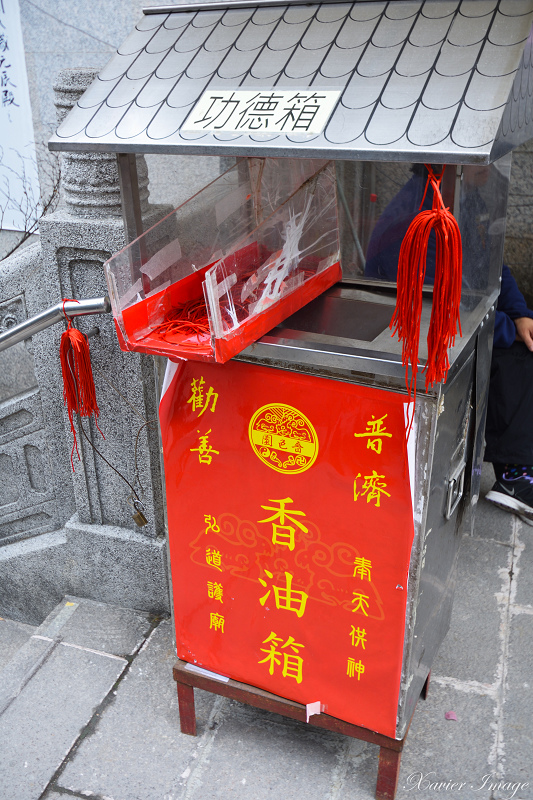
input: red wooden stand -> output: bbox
[173,660,431,800]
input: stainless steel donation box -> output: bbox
[49,0,533,795]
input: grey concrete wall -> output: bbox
[504,141,533,308]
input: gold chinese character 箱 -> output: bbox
[209,612,225,632]
[258,632,304,683]
[190,429,220,465]
[207,581,223,603]
[353,556,372,581]
[351,592,370,616]
[206,547,223,571]
[354,414,392,455]
[347,657,365,680]
[204,514,220,534]
[354,471,391,507]
[258,497,308,551]
[259,570,309,618]
[187,377,218,417]
[349,626,367,648]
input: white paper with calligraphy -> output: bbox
[183,90,341,136]
[0,0,40,233]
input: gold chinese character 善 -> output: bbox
[190,429,220,465]
[258,497,308,551]
[354,471,391,507]
[354,414,392,455]
[259,570,309,618]
[187,377,218,417]
[258,632,304,683]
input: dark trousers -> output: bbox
[484,341,533,466]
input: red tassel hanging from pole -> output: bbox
[59,301,102,468]
[390,165,462,404]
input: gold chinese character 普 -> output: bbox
[204,514,220,534]
[353,471,391,507]
[351,592,370,616]
[349,626,367,649]
[187,376,218,417]
[190,429,220,465]
[206,548,223,571]
[209,612,225,632]
[258,497,308,551]
[258,632,304,683]
[347,657,365,680]
[207,581,223,603]
[353,556,372,581]
[353,414,392,455]
[259,570,308,618]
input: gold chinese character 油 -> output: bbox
[209,612,225,632]
[207,581,223,603]
[349,626,367,648]
[351,592,370,616]
[259,570,309,618]
[187,377,219,417]
[353,471,391,507]
[258,497,308,551]
[206,548,223,571]
[190,429,220,465]
[347,657,365,680]
[258,631,305,683]
[353,414,392,455]
[353,557,372,581]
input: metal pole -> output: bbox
[0,297,111,353]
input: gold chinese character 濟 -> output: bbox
[353,556,372,581]
[187,377,219,417]
[259,570,308,618]
[190,429,220,465]
[258,631,304,683]
[206,547,223,571]
[349,626,367,648]
[258,497,308,551]
[204,514,220,534]
[353,414,392,455]
[351,592,370,616]
[347,657,365,680]
[207,581,223,603]
[209,612,225,632]
[353,471,391,507]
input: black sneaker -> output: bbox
[486,471,533,524]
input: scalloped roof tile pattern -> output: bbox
[49,0,533,163]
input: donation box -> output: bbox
[160,358,414,739]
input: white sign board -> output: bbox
[183,89,341,136]
[0,0,40,233]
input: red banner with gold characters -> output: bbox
[159,359,415,738]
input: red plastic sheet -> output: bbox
[160,360,415,738]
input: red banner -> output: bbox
[160,359,414,738]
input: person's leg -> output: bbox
[484,342,533,522]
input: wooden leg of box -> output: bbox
[376,745,402,800]
[177,682,197,736]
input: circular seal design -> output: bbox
[248,403,318,474]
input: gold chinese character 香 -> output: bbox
[258,497,308,551]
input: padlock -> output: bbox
[132,500,148,527]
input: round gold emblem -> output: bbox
[248,403,318,474]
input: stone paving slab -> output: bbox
[57,619,218,800]
[432,536,509,685]
[0,616,35,671]
[0,642,126,800]
[514,520,533,608]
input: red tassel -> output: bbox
[390,165,462,406]
[59,302,102,469]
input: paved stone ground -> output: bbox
[0,466,531,800]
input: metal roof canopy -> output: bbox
[48,0,533,164]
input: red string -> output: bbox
[59,300,103,469]
[390,165,462,423]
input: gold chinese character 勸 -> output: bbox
[187,376,218,417]
[258,632,304,683]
